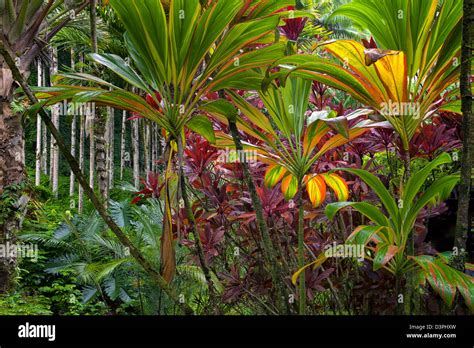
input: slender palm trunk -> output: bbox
[35,61,43,186]
[78,53,86,213]
[69,49,76,204]
[78,113,86,213]
[50,47,59,198]
[120,110,127,181]
[89,0,97,193]
[89,108,95,190]
[108,107,114,190]
[160,142,176,283]
[35,114,42,186]
[144,120,151,174]
[152,123,157,172]
[70,115,77,200]
[42,115,48,175]
[401,148,417,314]
[39,62,47,177]
[132,117,140,188]
[455,0,473,253]
[95,108,108,202]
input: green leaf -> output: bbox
[336,168,400,229]
[404,175,459,235]
[346,225,385,246]
[89,53,152,94]
[373,244,398,271]
[326,201,390,228]
[402,152,452,212]
[110,0,169,88]
[200,99,238,122]
[412,255,458,308]
[186,115,216,144]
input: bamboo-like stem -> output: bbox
[120,110,127,181]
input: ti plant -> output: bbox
[292,153,474,313]
[202,77,369,313]
[265,0,463,166]
[31,0,294,285]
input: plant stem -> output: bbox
[402,148,417,315]
[297,188,306,314]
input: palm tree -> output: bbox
[0,0,89,293]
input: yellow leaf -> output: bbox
[305,175,327,207]
[264,164,287,188]
[322,173,349,201]
[281,174,298,200]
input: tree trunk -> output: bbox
[42,115,48,176]
[41,62,47,178]
[455,0,473,253]
[35,61,43,186]
[95,109,108,203]
[89,1,98,194]
[0,65,26,293]
[120,110,127,181]
[69,48,76,205]
[132,117,140,188]
[70,115,77,201]
[90,0,98,53]
[152,123,157,173]
[108,107,114,190]
[50,47,59,198]
[78,112,86,213]
[89,108,95,190]
[144,120,151,174]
